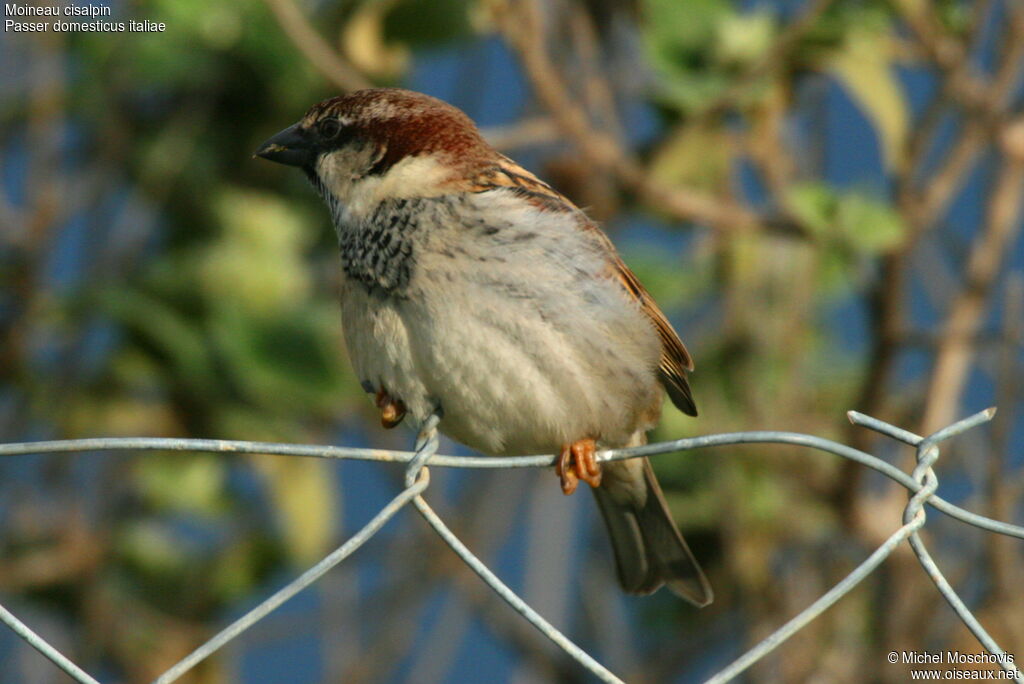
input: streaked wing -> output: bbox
[463,155,574,212]
[603,245,697,416]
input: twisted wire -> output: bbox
[0,409,1019,684]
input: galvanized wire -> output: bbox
[4,432,1018,538]
[0,603,102,684]
[708,408,1022,684]
[851,408,1021,681]
[0,408,1021,683]
[152,467,431,684]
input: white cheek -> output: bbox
[326,154,453,219]
[316,153,360,203]
[373,155,452,198]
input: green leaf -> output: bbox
[827,26,908,170]
[836,193,906,252]
[95,287,218,397]
[784,182,907,294]
[200,188,314,316]
[714,10,776,68]
[642,0,734,111]
[384,0,472,47]
[785,182,906,252]
[117,520,191,577]
[255,455,339,564]
[134,454,227,515]
[209,305,350,411]
[648,123,731,192]
[783,182,837,237]
[217,411,341,565]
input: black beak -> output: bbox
[255,124,314,168]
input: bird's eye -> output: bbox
[317,118,342,140]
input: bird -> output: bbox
[256,88,712,606]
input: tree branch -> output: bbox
[495,0,772,234]
[261,0,372,93]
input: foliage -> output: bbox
[1,0,1021,682]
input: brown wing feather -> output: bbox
[601,239,698,417]
[465,157,698,416]
[460,156,575,213]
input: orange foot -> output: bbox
[556,438,601,495]
[375,387,406,429]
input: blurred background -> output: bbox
[1,0,1023,682]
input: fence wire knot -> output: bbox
[844,407,1021,683]
[0,408,1021,684]
[406,411,441,487]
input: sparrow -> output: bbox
[256,88,712,606]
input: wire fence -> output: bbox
[0,407,1021,683]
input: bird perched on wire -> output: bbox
[256,88,711,606]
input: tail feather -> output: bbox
[592,457,712,606]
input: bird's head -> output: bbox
[256,88,491,214]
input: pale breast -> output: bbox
[399,192,663,455]
[336,190,664,455]
[338,283,435,424]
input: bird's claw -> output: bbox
[375,387,407,429]
[556,438,601,495]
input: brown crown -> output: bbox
[302,88,493,174]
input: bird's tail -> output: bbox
[592,440,712,606]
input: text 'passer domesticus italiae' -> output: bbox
[256,88,712,606]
